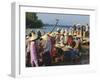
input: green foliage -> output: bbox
[26,12,43,28]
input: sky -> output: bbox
[37,13,90,26]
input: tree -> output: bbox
[26,12,43,28]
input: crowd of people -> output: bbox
[26,27,89,67]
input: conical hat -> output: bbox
[41,34,48,40]
[68,32,72,35]
[60,28,64,34]
[65,29,67,32]
[49,32,55,37]
[29,33,38,41]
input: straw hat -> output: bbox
[53,32,56,36]
[65,29,68,32]
[68,32,72,36]
[41,34,48,40]
[60,28,64,34]
[49,32,56,37]
[55,31,59,35]
[29,33,38,41]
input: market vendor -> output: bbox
[41,34,52,66]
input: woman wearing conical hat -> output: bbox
[48,32,56,56]
[41,34,52,66]
[29,32,39,67]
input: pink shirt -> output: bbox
[30,41,37,63]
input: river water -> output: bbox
[26,26,72,35]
